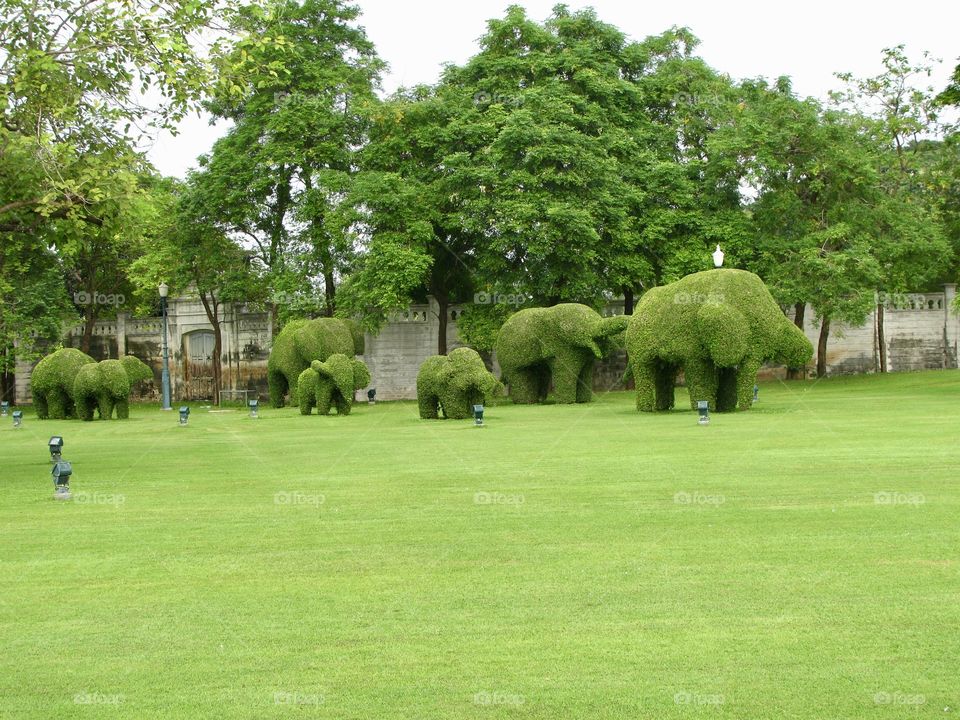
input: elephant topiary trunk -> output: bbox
[626,269,814,412]
[417,347,501,419]
[494,304,627,404]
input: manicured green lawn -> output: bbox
[2,372,958,718]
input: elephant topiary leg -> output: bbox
[438,387,471,419]
[715,368,738,412]
[75,393,96,421]
[34,393,49,419]
[268,369,288,408]
[654,361,679,411]
[333,392,351,416]
[418,392,440,419]
[316,378,335,416]
[506,367,545,404]
[552,351,586,404]
[633,362,658,412]
[115,399,130,419]
[97,392,115,420]
[576,360,595,403]
[48,388,70,419]
[684,357,719,411]
[734,358,762,411]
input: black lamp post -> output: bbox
[159,282,172,411]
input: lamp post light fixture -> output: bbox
[697,400,710,425]
[248,399,259,418]
[159,282,172,411]
[473,404,485,426]
[712,244,725,268]
[1,400,8,417]
[48,436,64,463]
[52,460,73,500]
[367,388,376,405]
[179,406,190,426]
[12,410,23,428]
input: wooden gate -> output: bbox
[183,330,215,401]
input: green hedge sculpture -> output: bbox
[297,354,371,416]
[626,269,814,412]
[417,347,501,419]
[31,348,96,419]
[73,356,154,420]
[494,304,628,404]
[267,318,362,407]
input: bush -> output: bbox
[267,318,359,407]
[494,304,627,404]
[626,269,814,412]
[30,348,95,419]
[74,359,130,420]
[297,354,370,416]
[417,347,501,419]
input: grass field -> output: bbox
[2,371,958,718]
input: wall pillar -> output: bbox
[944,284,957,369]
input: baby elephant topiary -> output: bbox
[494,304,628,404]
[626,269,814,412]
[297,354,371,416]
[417,347,501,419]
[268,318,364,408]
[73,356,154,420]
[31,348,96,419]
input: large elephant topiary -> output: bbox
[267,318,365,408]
[73,356,154,420]
[297,354,371,416]
[494,304,628,404]
[626,269,814,412]
[417,347,501,419]
[31,348,96,419]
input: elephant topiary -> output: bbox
[626,269,814,412]
[417,347,501,419]
[267,318,365,408]
[73,355,154,420]
[296,354,371,416]
[30,348,96,419]
[494,304,628,404]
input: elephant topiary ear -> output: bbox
[352,359,371,390]
[696,302,749,367]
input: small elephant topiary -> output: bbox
[268,318,365,408]
[494,304,628,404]
[626,269,814,412]
[30,348,96,419]
[417,347,501,419]
[73,355,154,420]
[296,354,371,416]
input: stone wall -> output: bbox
[12,285,959,405]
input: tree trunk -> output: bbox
[437,296,449,355]
[786,302,806,380]
[81,305,98,354]
[324,271,336,317]
[623,288,634,316]
[199,292,222,406]
[876,304,887,373]
[816,316,830,378]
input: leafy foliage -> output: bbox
[626,270,813,413]
[297,354,369,416]
[417,347,500,420]
[267,317,359,407]
[30,348,95,419]
[494,304,627,404]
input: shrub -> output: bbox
[30,348,96,419]
[297,354,370,416]
[417,347,501,419]
[626,269,814,412]
[267,318,359,407]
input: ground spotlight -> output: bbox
[753,384,759,404]
[1,401,8,417]
[179,406,190,426]
[367,388,376,405]
[248,399,259,418]
[697,400,710,425]
[12,410,23,428]
[473,404,485,426]
[48,436,64,463]
[52,460,73,500]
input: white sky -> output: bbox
[147,0,960,178]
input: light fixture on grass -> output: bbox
[473,404,485,426]
[49,436,64,463]
[367,388,376,405]
[12,410,23,428]
[248,399,259,418]
[52,460,73,500]
[179,406,190,426]
[753,384,759,404]
[697,400,710,425]
[0,401,8,416]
